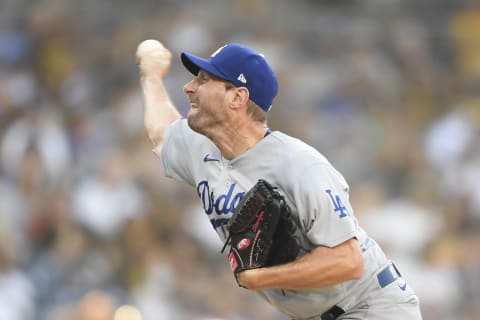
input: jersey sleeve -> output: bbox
[292,163,357,247]
[160,119,195,186]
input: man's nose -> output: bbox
[183,79,196,94]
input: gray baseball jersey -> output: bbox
[161,119,419,319]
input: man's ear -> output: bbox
[232,87,250,108]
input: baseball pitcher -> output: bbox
[135,39,423,320]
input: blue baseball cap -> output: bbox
[181,43,278,112]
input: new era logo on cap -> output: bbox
[181,43,278,112]
[237,73,247,84]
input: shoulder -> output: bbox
[168,118,193,135]
[167,118,210,144]
[269,131,331,168]
[163,118,216,156]
[268,131,348,190]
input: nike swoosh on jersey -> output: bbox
[203,154,220,162]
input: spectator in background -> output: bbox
[0,239,35,320]
[71,148,145,241]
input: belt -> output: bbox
[320,262,401,320]
[320,305,345,320]
[377,262,401,288]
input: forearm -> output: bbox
[141,74,180,153]
[239,238,364,290]
[136,40,181,155]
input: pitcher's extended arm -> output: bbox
[237,238,364,290]
[136,40,181,156]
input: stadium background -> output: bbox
[0,0,479,319]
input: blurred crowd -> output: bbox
[0,0,479,319]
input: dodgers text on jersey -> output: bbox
[196,180,245,228]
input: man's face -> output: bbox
[183,70,233,135]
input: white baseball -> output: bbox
[136,39,171,76]
[136,39,164,56]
